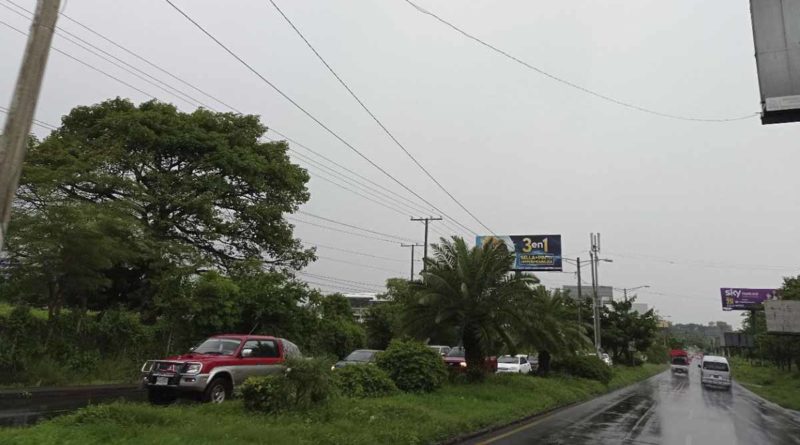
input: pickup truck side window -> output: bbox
[243,340,280,358]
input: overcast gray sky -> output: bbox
[3,0,798,328]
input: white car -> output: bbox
[601,353,613,367]
[496,355,532,374]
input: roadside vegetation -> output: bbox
[0,364,665,445]
[731,358,800,411]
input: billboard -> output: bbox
[765,300,800,333]
[562,285,613,304]
[750,0,800,124]
[723,333,755,348]
[476,235,562,271]
[720,288,780,311]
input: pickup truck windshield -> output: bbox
[446,347,466,358]
[193,338,241,356]
[344,350,376,362]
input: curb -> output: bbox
[439,369,667,445]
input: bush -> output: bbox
[376,339,447,393]
[335,365,398,398]
[553,355,613,384]
[241,357,336,413]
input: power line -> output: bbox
[403,0,759,123]
[1,1,206,109]
[605,250,800,272]
[0,106,56,130]
[163,0,480,237]
[302,279,375,294]
[314,254,404,275]
[310,242,416,263]
[0,20,156,99]
[297,211,415,243]
[268,0,494,234]
[296,271,385,290]
[288,216,402,244]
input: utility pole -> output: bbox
[0,0,60,251]
[590,233,602,357]
[400,243,423,281]
[410,216,441,271]
[576,257,582,325]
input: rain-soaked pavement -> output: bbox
[466,359,800,445]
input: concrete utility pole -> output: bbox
[410,216,441,271]
[590,233,602,357]
[0,0,60,251]
[400,243,423,281]
[576,257,582,324]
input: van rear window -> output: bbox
[703,362,729,372]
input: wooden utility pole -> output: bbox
[401,243,423,281]
[410,216,441,271]
[0,0,60,251]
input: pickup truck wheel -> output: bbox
[147,388,177,405]
[203,377,232,404]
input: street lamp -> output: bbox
[619,285,650,302]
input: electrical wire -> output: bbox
[268,0,494,235]
[297,211,415,243]
[605,250,800,272]
[0,106,57,130]
[314,254,404,274]
[163,0,480,237]
[288,216,401,244]
[296,271,385,290]
[403,0,759,123]
[310,242,415,263]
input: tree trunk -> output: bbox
[538,350,551,376]
[462,324,485,380]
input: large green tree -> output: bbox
[405,237,537,375]
[8,98,313,313]
[598,297,658,363]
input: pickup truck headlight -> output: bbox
[183,362,203,375]
[459,361,467,368]
[141,361,154,373]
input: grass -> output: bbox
[0,364,665,445]
[0,303,49,319]
[731,357,800,411]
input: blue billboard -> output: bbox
[476,235,563,271]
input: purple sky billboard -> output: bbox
[721,288,780,311]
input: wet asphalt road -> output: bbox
[467,359,800,445]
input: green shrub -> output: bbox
[376,339,447,393]
[241,357,336,413]
[553,355,613,384]
[335,365,398,398]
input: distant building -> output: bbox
[562,285,614,305]
[342,293,385,322]
[631,303,649,315]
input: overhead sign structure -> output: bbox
[720,288,780,311]
[476,235,562,271]
[765,300,800,334]
[750,0,800,124]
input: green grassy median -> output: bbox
[0,364,666,445]
[731,358,800,411]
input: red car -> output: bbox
[443,347,498,373]
[140,334,301,404]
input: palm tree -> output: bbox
[512,286,592,374]
[404,236,538,374]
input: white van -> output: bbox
[699,355,732,390]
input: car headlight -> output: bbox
[331,365,336,371]
[459,361,467,368]
[141,360,154,373]
[182,362,203,375]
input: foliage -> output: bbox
[405,237,538,375]
[0,365,665,445]
[553,355,613,384]
[729,357,800,411]
[593,297,658,364]
[376,339,447,393]
[364,302,401,350]
[309,294,366,359]
[743,275,800,371]
[241,357,336,413]
[7,98,312,315]
[334,365,398,398]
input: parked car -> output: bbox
[443,347,498,373]
[601,353,613,367]
[333,349,381,369]
[428,345,451,356]
[699,355,732,390]
[496,355,532,374]
[140,334,301,405]
[525,353,539,371]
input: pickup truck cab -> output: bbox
[141,334,301,404]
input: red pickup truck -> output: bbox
[670,349,690,376]
[140,334,301,404]
[443,347,498,373]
